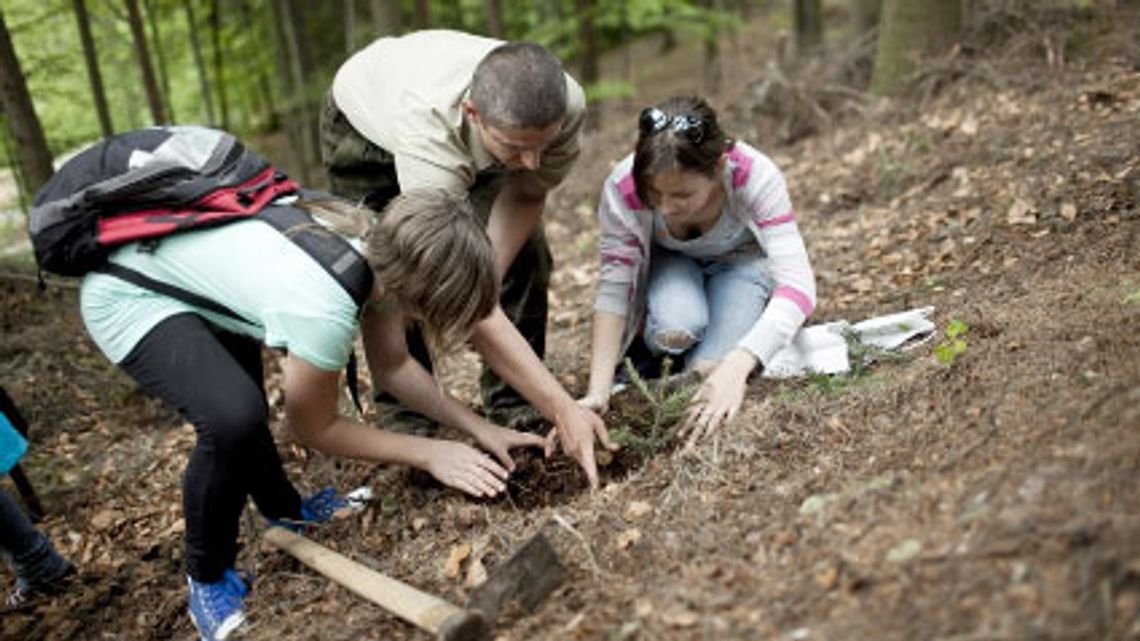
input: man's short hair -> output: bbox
[470,42,568,130]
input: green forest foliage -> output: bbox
[2,0,735,166]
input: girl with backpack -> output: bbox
[76,186,544,640]
[579,95,817,449]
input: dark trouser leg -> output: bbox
[0,491,71,589]
[469,176,553,418]
[319,91,401,214]
[119,314,300,583]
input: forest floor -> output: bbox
[2,5,1139,641]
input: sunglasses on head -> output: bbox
[638,107,707,144]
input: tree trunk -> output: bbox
[275,0,315,184]
[369,0,402,37]
[414,0,430,28]
[871,0,961,95]
[181,0,216,126]
[485,0,504,38]
[143,0,174,123]
[702,0,723,94]
[575,0,599,131]
[852,0,881,36]
[794,0,824,57]
[124,0,166,124]
[209,0,230,130]
[71,0,113,137]
[0,8,55,197]
[345,0,356,53]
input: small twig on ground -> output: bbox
[551,512,602,580]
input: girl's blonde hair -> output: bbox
[364,189,499,354]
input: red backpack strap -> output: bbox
[195,167,300,214]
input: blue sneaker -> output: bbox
[187,569,249,640]
[269,488,348,532]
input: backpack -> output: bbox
[30,125,372,302]
[29,126,374,409]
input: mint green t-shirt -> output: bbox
[80,219,360,370]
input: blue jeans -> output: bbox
[644,250,771,368]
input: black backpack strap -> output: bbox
[98,263,252,325]
[256,205,374,308]
[257,205,373,416]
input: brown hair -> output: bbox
[632,95,730,206]
[364,189,498,354]
[471,41,568,129]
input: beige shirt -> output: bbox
[332,30,585,197]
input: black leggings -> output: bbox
[120,313,301,582]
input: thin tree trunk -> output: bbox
[485,0,504,38]
[574,0,599,130]
[794,0,824,57]
[0,8,55,197]
[124,0,166,123]
[209,0,230,130]
[72,0,113,137]
[143,0,174,122]
[345,0,356,54]
[369,0,402,37]
[620,1,631,111]
[182,0,216,126]
[414,0,430,28]
[871,0,961,95]
[236,0,275,129]
[703,0,723,93]
[276,0,314,184]
[852,0,881,36]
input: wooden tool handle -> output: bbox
[264,526,488,641]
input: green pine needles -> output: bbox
[608,357,699,457]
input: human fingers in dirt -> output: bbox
[422,440,512,498]
[678,349,755,449]
[470,421,546,472]
[543,403,617,490]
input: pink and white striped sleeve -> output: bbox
[594,158,646,318]
[729,144,817,366]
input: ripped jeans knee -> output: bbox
[647,328,699,355]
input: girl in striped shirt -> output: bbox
[580,95,816,447]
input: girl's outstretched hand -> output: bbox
[423,440,512,498]
[471,423,546,472]
[677,349,758,450]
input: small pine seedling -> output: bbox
[609,357,699,456]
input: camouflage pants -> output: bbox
[319,92,552,417]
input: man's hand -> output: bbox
[677,349,758,450]
[544,402,617,490]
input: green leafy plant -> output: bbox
[1123,288,1140,305]
[608,357,698,456]
[934,318,969,365]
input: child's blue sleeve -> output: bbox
[0,412,28,474]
